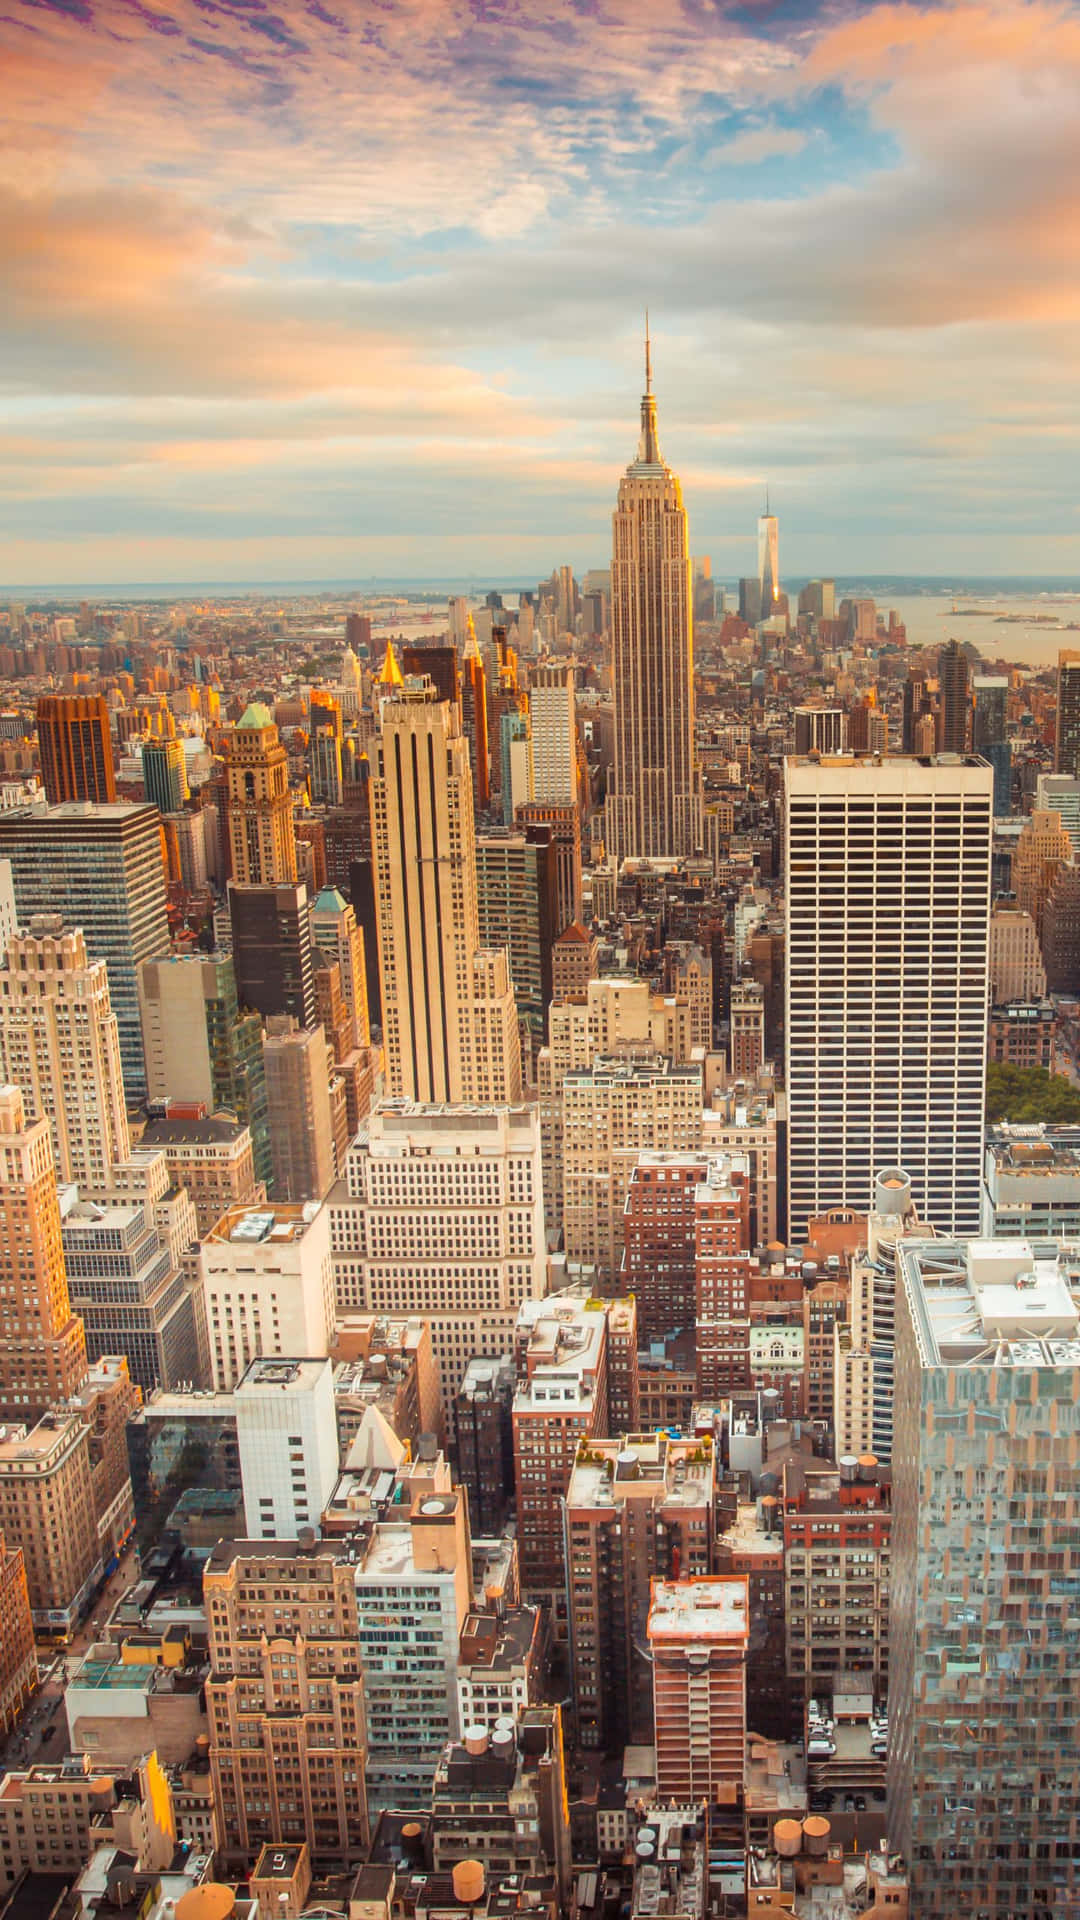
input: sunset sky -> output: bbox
[3,0,1079,586]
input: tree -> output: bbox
[986,1063,1080,1124]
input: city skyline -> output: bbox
[3,0,1078,583]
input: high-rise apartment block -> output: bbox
[694,1156,754,1399]
[0,1533,36,1734]
[330,1102,547,1432]
[515,798,582,933]
[785,754,992,1241]
[783,1456,890,1697]
[889,1236,1080,1915]
[561,1056,703,1283]
[0,802,170,1097]
[371,683,521,1104]
[0,1753,175,1892]
[1055,649,1080,777]
[566,1431,716,1752]
[205,1537,369,1871]
[235,1355,340,1540]
[199,1200,335,1391]
[0,1409,100,1635]
[0,920,129,1189]
[937,637,970,753]
[0,1084,87,1423]
[621,1151,708,1339]
[648,1577,748,1804]
[512,1294,609,1620]
[529,664,578,807]
[223,704,297,884]
[607,344,700,861]
[36,694,116,805]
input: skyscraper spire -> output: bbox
[637,315,661,467]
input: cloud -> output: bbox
[711,124,809,164]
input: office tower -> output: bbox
[1041,860,1080,992]
[889,1237,1080,1915]
[0,802,169,1098]
[403,642,459,707]
[223,703,297,884]
[142,736,188,814]
[138,950,270,1180]
[566,1432,715,1752]
[785,754,993,1242]
[229,880,316,1028]
[738,576,762,625]
[694,1156,754,1397]
[792,706,845,755]
[511,1294,609,1614]
[205,1538,369,1870]
[972,673,1011,813]
[607,336,700,862]
[728,977,765,1076]
[312,887,370,1044]
[0,1533,36,1735]
[515,799,582,933]
[561,1056,704,1283]
[551,921,598,1002]
[782,1456,890,1699]
[987,899,1046,1002]
[798,579,835,622]
[1056,648,1080,775]
[648,1577,748,1803]
[0,1410,100,1635]
[141,1113,263,1236]
[901,668,931,754]
[0,1085,87,1424]
[262,1019,338,1202]
[199,1199,335,1391]
[330,1102,547,1434]
[235,1355,340,1540]
[454,1355,515,1535]
[345,610,371,653]
[0,919,129,1190]
[62,1153,200,1393]
[36,693,116,805]
[371,683,521,1104]
[529,665,578,807]
[461,621,491,813]
[313,954,373,1142]
[1012,807,1073,937]
[475,826,557,1068]
[757,506,780,616]
[500,707,532,823]
[937,637,970,753]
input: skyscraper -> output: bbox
[972,673,1011,814]
[36,695,116,806]
[222,703,297,885]
[0,1083,87,1425]
[229,880,316,1029]
[889,1235,1080,1915]
[757,502,780,616]
[137,951,271,1186]
[371,681,521,1104]
[0,802,170,1098]
[262,1019,338,1202]
[529,664,578,807]
[606,332,700,861]
[141,736,188,815]
[937,637,970,754]
[1055,648,1080,776]
[0,919,129,1190]
[785,754,992,1240]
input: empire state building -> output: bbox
[606,334,700,863]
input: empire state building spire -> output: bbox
[606,330,702,863]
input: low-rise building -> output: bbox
[982,1123,1080,1240]
[430,1707,571,1907]
[0,1753,175,1891]
[63,1632,209,1766]
[332,1313,441,1455]
[456,1607,543,1731]
[141,1114,264,1238]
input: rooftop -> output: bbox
[647,1576,749,1642]
[143,1116,248,1147]
[901,1237,1080,1369]
[567,1432,713,1512]
[205,1200,321,1246]
[236,1355,330,1395]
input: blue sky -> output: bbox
[2,0,1079,584]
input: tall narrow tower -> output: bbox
[607,328,700,862]
[0,1083,87,1425]
[757,499,780,616]
[371,683,521,1105]
[223,703,297,885]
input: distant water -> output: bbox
[868,593,1080,671]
